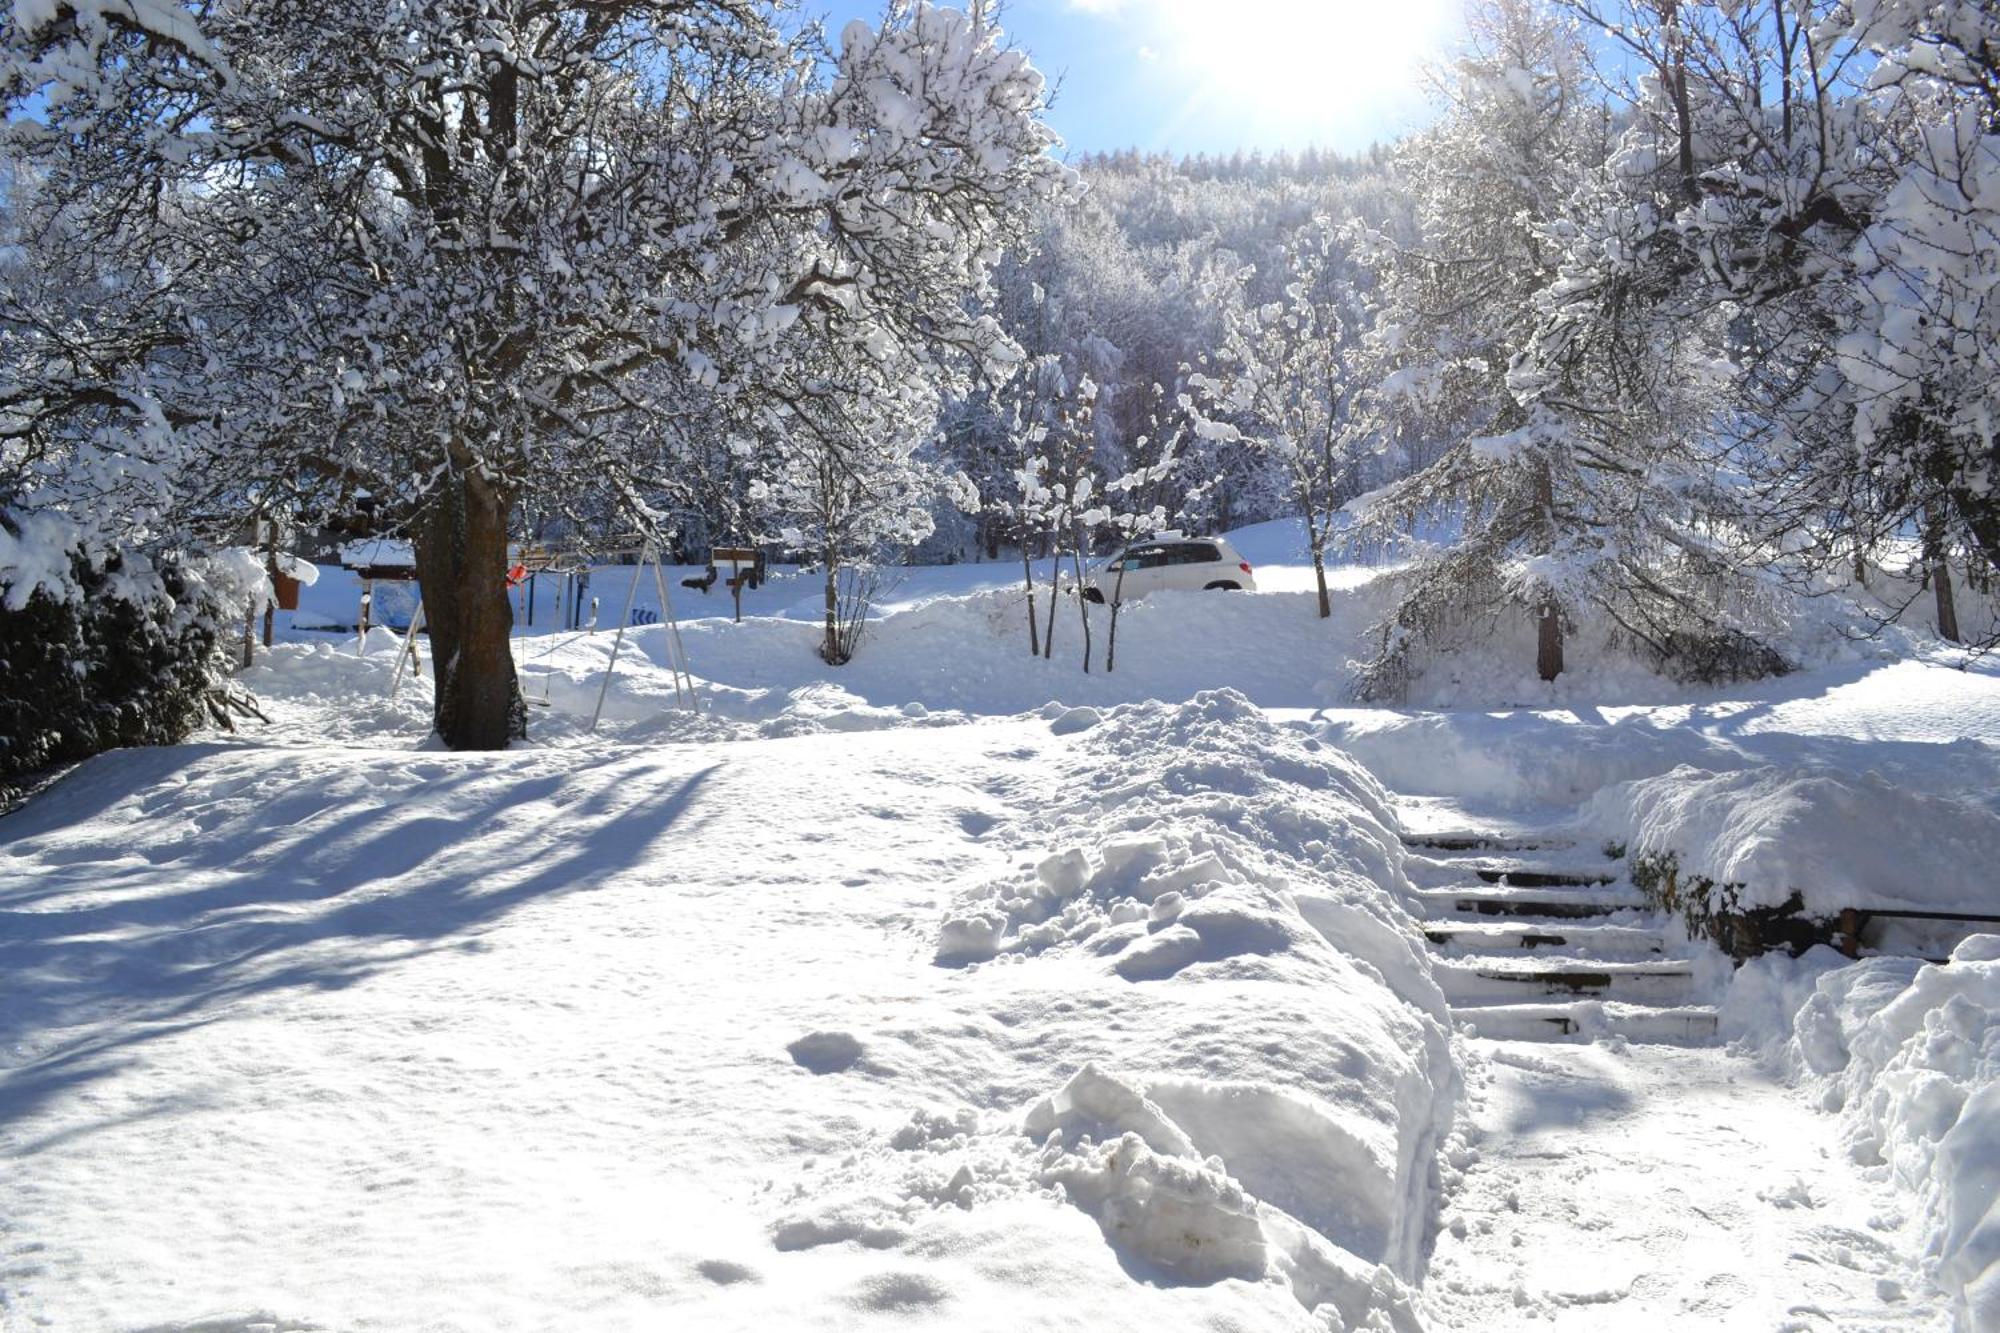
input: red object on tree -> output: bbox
[507,563,527,588]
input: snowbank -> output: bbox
[1737,940,2000,1331]
[1584,765,2000,916]
[921,690,1456,1322]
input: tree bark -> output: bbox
[1312,549,1331,619]
[822,548,841,664]
[1042,530,1061,659]
[1106,565,1129,673]
[1072,539,1092,673]
[1531,459,1563,683]
[1537,599,1565,682]
[1021,544,1040,656]
[412,465,526,750]
[1934,554,1961,643]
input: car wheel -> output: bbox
[1203,581,1241,591]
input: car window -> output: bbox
[1122,544,1171,569]
[1174,543,1221,564]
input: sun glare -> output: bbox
[1145,0,1456,148]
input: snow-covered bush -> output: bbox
[2,0,1071,750]
[0,537,246,801]
[1589,766,2000,922]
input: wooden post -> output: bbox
[359,581,373,650]
[713,546,759,625]
[1839,907,1862,959]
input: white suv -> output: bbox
[1085,534,1257,603]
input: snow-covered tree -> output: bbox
[1191,218,1389,619]
[1356,0,1793,694]
[1099,381,1184,673]
[1544,0,1998,649]
[0,154,267,785]
[1,0,1067,747]
[1347,0,1617,693]
[1001,358,1103,667]
[747,341,942,665]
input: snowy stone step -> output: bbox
[1421,920,1667,956]
[1402,830,1576,853]
[1405,853,1622,891]
[1454,1000,1720,1044]
[1391,797,1579,848]
[1412,884,1650,920]
[1436,957,1697,1006]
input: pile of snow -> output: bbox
[1320,658,2000,808]
[916,690,1456,1322]
[1584,765,2000,916]
[1732,940,2000,1331]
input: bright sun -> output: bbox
[1142,0,1456,147]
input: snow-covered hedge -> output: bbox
[1585,765,2000,919]
[0,536,255,799]
[1322,704,2000,932]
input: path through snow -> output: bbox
[1424,1038,1943,1331]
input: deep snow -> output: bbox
[0,688,1457,1331]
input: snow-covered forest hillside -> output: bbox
[3,0,1999,1329]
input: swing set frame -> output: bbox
[387,537,699,727]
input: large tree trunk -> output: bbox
[412,466,526,750]
[1924,505,1961,644]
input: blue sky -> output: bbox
[809,0,1461,159]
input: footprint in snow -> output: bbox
[788,1030,865,1074]
[695,1258,760,1286]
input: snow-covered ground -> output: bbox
[5,525,1999,1331]
[1426,1038,1939,1330]
[0,686,1457,1330]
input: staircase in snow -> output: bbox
[1402,812,1719,1044]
